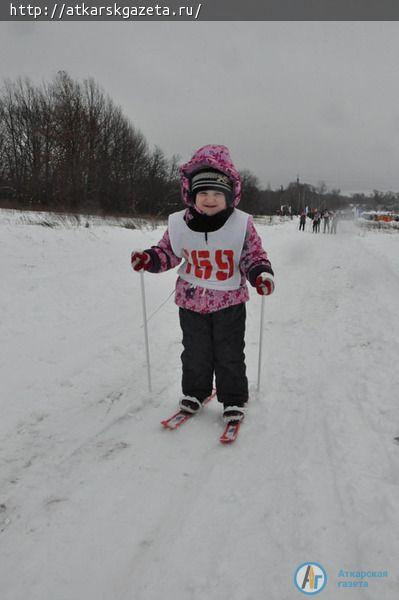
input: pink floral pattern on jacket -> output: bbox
[147,218,272,313]
[144,144,273,314]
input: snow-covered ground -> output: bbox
[1,211,399,599]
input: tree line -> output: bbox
[0,71,180,216]
[1,72,397,216]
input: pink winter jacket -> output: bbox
[144,145,273,314]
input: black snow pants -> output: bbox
[179,303,248,407]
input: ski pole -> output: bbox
[140,288,175,327]
[256,295,265,393]
[140,271,152,393]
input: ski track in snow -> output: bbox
[1,214,399,599]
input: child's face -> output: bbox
[195,190,227,216]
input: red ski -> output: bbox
[220,420,241,444]
[161,390,217,430]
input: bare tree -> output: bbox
[0,72,159,214]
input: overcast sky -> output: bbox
[2,21,399,193]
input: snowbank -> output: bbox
[1,211,399,600]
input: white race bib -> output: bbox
[168,209,249,291]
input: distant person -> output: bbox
[330,211,339,234]
[299,211,306,231]
[313,211,321,233]
[323,210,330,233]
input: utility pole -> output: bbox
[297,175,300,214]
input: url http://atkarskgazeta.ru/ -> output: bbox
[9,2,203,19]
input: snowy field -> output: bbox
[1,210,399,599]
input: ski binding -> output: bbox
[220,420,241,444]
[161,390,216,431]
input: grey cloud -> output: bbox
[1,21,399,193]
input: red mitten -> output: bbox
[255,272,275,296]
[131,250,151,272]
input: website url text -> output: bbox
[9,2,203,19]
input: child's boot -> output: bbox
[223,402,247,423]
[179,396,203,414]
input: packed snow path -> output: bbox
[1,214,399,599]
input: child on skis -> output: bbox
[131,145,274,423]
